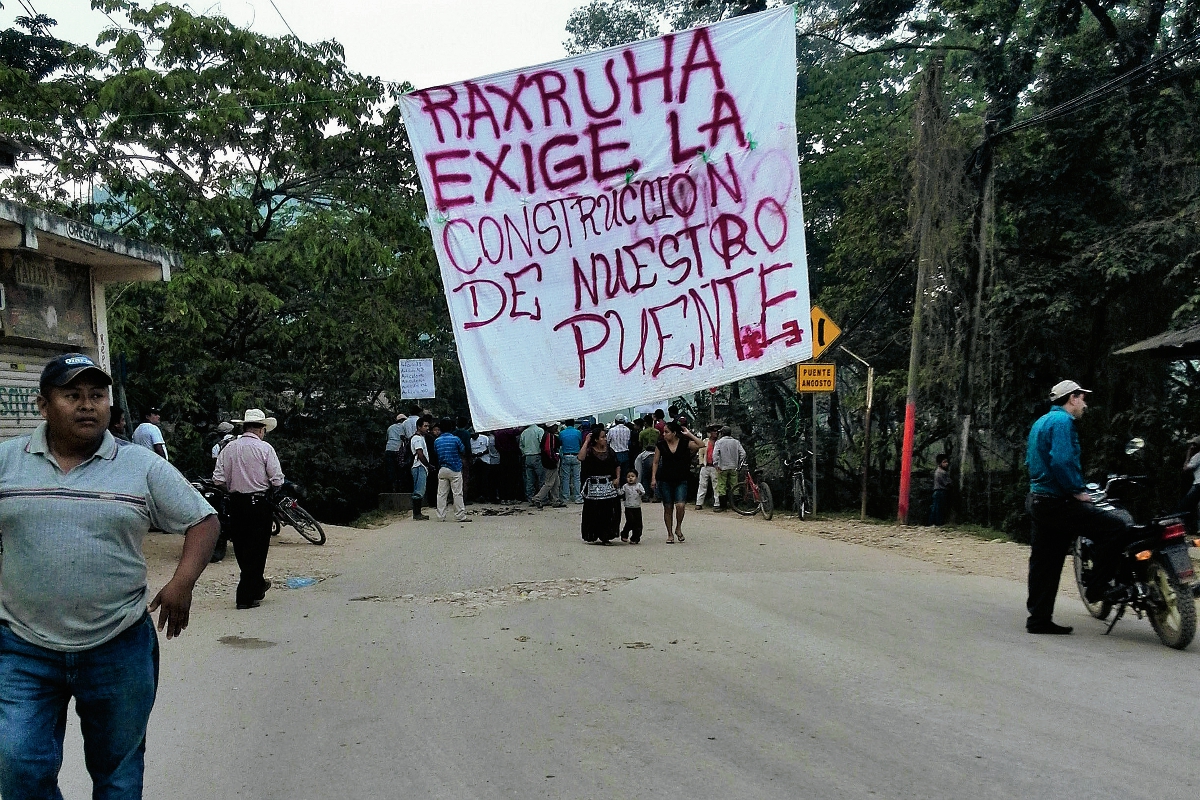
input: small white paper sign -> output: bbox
[399,358,436,400]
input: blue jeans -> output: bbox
[412,464,428,500]
[657,480,689,506]
[523,454,545,500]
[0,614,159,800]
[929,489,946,526]
[614,451,631,480]
[560,454,582,503]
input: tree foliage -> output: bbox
[1,1,460,521]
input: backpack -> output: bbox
[540,431,559,469]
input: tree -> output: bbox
[2,1,458,520]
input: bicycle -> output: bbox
[267,482,326,545]
[730,460,774,520]
[784,453,813,520]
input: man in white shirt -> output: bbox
[607,415,632,476]
[132,407,167,459]
[213,409,284,609]
[210,421,235,461]
[409,416,432,521]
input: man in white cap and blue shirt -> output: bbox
[0,352,219,798]
[214,408,284,609]
[1025,379,1125,634]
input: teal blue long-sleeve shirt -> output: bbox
[1026,405,1084,497]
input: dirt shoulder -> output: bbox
[772,515,1032,584]
[771,514,1200,600]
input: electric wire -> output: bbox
[994,35,1200,138]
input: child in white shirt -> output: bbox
[619,471,646,543]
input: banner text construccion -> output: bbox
[400,8,811,429]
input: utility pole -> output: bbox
[899,57,945,524]
[841,346,873,521]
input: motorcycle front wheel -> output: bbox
[1146,559,1196,650]
[1072,538,1111,620]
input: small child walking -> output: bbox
[619,471,646,543]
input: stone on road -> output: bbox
[59,507,1197,799]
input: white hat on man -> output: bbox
[232,408,277,432]
[1049,380,1091,403]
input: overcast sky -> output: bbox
[2,0,585,88]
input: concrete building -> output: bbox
[0,198,176,438]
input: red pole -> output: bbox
[898,399,916,523]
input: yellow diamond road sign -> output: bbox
[797,363,836,393]
[810,306,842,360]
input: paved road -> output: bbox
[61,506,1198,799]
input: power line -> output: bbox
[268,0,298,39]
[994,36,1200,138]
[111,93,382,121]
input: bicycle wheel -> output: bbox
[284,504,326,545]
[758,483,773,521]
[731,481,758,516]
[797,480,811,520]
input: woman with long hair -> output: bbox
[651,421,702,543]
[579,428,622,544]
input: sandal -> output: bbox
[666,536,675,544]
[675,530,685,543]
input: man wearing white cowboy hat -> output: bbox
[213,409,284,609]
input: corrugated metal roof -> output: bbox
[1112,323,1200,358]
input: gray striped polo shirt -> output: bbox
[0,423,214,651]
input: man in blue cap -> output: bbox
[0,352,219,798]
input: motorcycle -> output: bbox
[1072,439,1200,649]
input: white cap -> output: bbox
[1050,380,1091,402]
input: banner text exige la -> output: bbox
[399,7,810,430]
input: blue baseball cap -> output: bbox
[40,353,112,390]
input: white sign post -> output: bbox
[400,8,810,429]
[399,358,436,400]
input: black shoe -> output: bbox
[236,599,260,610]
[1027,621,1073,635]
[209,543,226,563]
[259,579,272,601]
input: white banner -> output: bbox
[400,8,810,430]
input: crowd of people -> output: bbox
[384,404,748,545]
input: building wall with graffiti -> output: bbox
[0,345,53,439]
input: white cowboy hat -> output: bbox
[232,408,277,432]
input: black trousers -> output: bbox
[621,507,643,543]
[1026,493,1125,626]
[226,493,274,606]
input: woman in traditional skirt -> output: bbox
[579,428,622,544]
